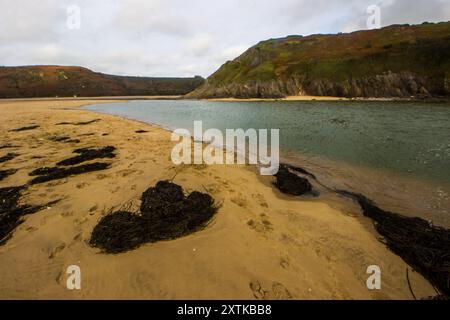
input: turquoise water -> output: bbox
[84,100,450,225]
[85,100,450,184]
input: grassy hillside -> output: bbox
[188,22,450,98]
[0,66,204,98]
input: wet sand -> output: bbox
[207,96,348,102]
[206,96,404,102]
[0,99,436,299]
[280,152,450,228]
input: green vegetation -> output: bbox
[0,66,205,98]
[189,22,450,98]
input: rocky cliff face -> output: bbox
[188,22,450,99]
[191,72,445,99]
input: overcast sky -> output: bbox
[1,0,449,78]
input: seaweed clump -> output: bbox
[0,153,19,164]
[0,144,20,150]
[9,125,39,132]
[48,136,80,144]
[57,146,116,166]
[0,186,58,244]
[337,190,450,298]
[29,167,61,176]
[56,119,100,126]
[29,162,111,185]
[90,181,218,253]
[273,164,312,196]
[0,169,18,181]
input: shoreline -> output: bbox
[0,99,439,299]
[0,95,182,102]
[81,100,450,227]
[2,95,450,104]
[203,96,450,103]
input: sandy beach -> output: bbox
[207,96,349,102]
[0,99,437,300]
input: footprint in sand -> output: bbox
[249,280,267,300]
[61,211,74,218]
[252,193,269,208]
[73,233,83,242]
[204,184,220,194]
[76,182,89,189]
[279,256,290,269]
[129,271,173,298]
[26,226,38,233]
[49,243,66,259]
[46,179,68,187]
[249,280,293,300]
[231,194,247,208]
[247,213,273,234]
[89,205,98,215]
[271,282,293,299]
[117,169,143,177]
[74,217,88,226]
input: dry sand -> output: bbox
[0,99,436,299]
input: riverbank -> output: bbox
[0,99,436,299]
[206,96,450,103]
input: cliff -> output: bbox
[187,22,450,99]
[0,66,204,98]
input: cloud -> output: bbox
[186,33,215,57]
[113,0,192,37]
[0,0,61,42]
[380,0,450,26]
[0,0,449,78]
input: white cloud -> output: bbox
[0,0,449,77]
[186,33,215,57]
[113,0,192,37]
[0,0,61,42]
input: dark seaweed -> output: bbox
[57,146,116,166]
[335,190,450,297]
[0,186,59,245]
[29,162,111,185]
[56,119,100,126]
[0,169,18,181]
[9,125,39,132]
[48,136,70,142]
[29,167,61,176]
[0,144,20,150]
[273,164,312,196]
[48,136,81,144]
[0,153,19,163]
[90,181,217,253]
